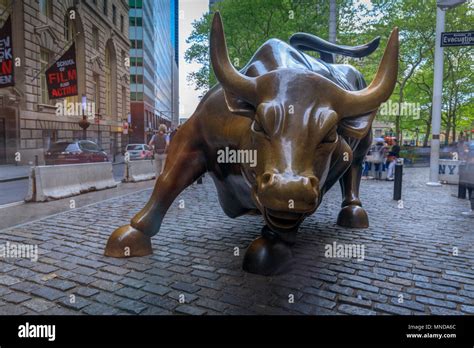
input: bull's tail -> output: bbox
[289,33,380,64]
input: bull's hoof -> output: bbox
[104,225,153,258]
[242,236,293,276]
[337,205,369,228]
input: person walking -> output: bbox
[371,140,386,180]
[386,139,401,181]
[149,124,169,177]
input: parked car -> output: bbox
[125,144,154,161]
[45,140,109,165]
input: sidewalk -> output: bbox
[0,167,472,315]
[0,165,30,182]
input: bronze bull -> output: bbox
[105,12,399,275]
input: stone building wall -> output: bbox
[0,0,130,164]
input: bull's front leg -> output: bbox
[336,133,372,228]
[104,120,206,257]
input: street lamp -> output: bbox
[78,94,90,140]
[415,127,419,147]
[427,0,467,186]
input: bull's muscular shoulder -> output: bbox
[241,39,365,92]
[241,38,329,77]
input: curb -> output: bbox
[0,176,29,183]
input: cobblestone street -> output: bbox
[0,167,473,315]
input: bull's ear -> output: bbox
[337,110,377,139]
[223,91,256,118]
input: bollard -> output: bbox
[393,159,403,201]
[457,163,468,199]
[471,191,474,211]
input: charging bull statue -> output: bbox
[105,12,398,275]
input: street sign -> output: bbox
[441,31,474,47]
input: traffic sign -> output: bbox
[441,31,473,47]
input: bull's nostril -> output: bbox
[261,172,274,186]
[302,175,318,189]
[308,176,318,189]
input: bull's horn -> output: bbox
[210,12,256,104]
[338,27,399,117]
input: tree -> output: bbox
[185,0,473,145]
[185,0,355,96]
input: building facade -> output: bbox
[129,0,179,144]
[0,0,130,165]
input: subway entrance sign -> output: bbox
[441,31,474,47]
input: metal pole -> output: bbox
[393,159,403,201]
[427,7,445,187]
[328,0,337,43]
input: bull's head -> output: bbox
[210,12,398,233]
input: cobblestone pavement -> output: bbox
[0,167,472,315]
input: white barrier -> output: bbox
[25,162,117,202]
[439,159,460,184]
[123,159,156,182]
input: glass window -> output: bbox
[80,141,99,152]
[131,92,143,101]
[130,57,143,67]
[131,75,143,84]
[40,49,51,105]
[129,17,142,26]
[129,0,142,9]
[122,86,126,119]
[65,143,80,152]
[64,16,78,105]
[133,40,143,49]
[103,0,108,16]
[120,14,124,32]
[112,5,116,25]
[39,0,52,18]
[92,26,99,50]
[105,46,112,117]
[126,144,143,151]
[92,74,100,114]
[49,141,72,153]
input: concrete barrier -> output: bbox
[123,159,156,182]
[25,162,117,202]
[439,159,461,184]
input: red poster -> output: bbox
[0,16,14,88]
[45,43,78,99]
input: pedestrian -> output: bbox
[149,124,169,177]
[362,150,373,180]
[169,125,179,143]
[371,140,386,180]
[386,139,401,181]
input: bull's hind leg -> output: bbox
[337,135,371,228]
[105,120,206,257]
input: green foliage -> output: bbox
[185,0,473,143]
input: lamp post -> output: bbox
[78,94,90,140]
[415,127,419,147]
[95,109,102,147]
[427,0,466,186]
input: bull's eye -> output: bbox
[251,120,265,134]
[321,128,338,144]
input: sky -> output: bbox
[178,0,209,120]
